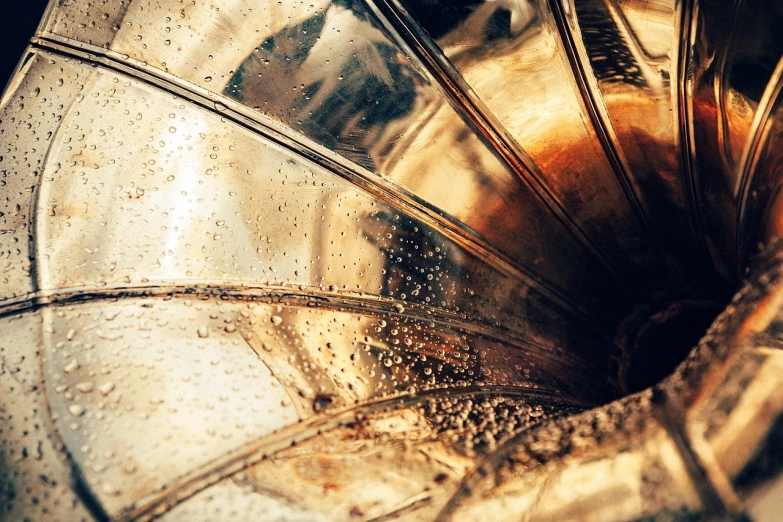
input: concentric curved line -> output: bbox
[117,382,583,520]
[735,55,783,273]
[547,0,682,281]
[0,281,606,376]
[28,37,622,339]
[676,0,713,276]
[364,0,638,298]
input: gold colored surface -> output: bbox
[2,0,783,521]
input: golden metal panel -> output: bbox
[3,1,783,521]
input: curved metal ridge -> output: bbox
[121,385,581,521]
[27,55,92,294]
[676,0,710,273]
[735,56,783,271]
[27,36,616,327]
[686,0,783,280]
[35,306,112,522]
[712,0,745,183]
[13,49,48,293]
[364,0,635,292]
[0,282,596,370]
[547,0,670,272]
[652,389,748,520]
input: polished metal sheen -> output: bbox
[2,0,783,520]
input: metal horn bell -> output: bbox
[3,0,783,520]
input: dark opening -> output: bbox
[615,299,726,395]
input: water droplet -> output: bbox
[197,325,209,338]
[101,483,121,496]
[96,330,122,341]
[69,404,85,417]
[99,382,115,396]
[76,382,94,393]
[63,359,80,373]
[270,315,283,325]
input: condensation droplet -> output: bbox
[99,382,115,396]
[101,483,121,496]
[75,382,94,393]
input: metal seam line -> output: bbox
[735,55,783,273]
[361,0,638,297]
[25,36,616,334]
[652,389,750,521]
[121,385,579,521]
[0,281,602,372]
[547,0,679,279]
[675,0,714,278]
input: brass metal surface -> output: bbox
[2,0,783,520]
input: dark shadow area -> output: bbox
[1,1,50,91]
[619,300,725,395]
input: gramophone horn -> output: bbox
[3,0,783,520]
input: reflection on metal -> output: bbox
[2,0,783,520]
